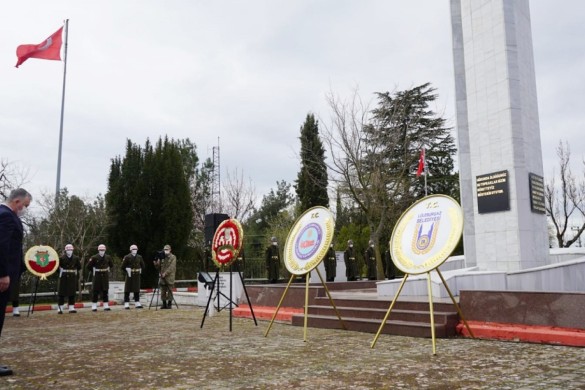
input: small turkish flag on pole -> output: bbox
[416,148,425,177]
[15,26,63,68]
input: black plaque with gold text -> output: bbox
[476,170,510,214]
[529,173,546,214]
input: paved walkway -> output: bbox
[1,306,584,389]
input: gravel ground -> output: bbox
[1,305,584,389]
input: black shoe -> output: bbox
[104,308,111,311]
[69,310,77,314]
[167,301,172,309]
[92,309,97,312]
[0,366,13,376]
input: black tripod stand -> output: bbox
[148,276,179,310]
[200,264,257,331]
[26,276,42,317]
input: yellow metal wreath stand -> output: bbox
[264,267,346,342]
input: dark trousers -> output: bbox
[92,290,109,303]
[124,292,140,302]
[58,295,75,306]
[0,289,9,337]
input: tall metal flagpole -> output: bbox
[55,19,69,204]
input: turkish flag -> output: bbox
[15,26,63,68]
[416,148,425,177]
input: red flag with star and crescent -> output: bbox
[15,26,63,68]
[416,148,425,177]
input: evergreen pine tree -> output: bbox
[295,113,329,212]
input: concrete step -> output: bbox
[318,296,457,312]
[307,305,458,324]
[291,313,457,338]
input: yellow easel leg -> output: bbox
[371,274,409,348]
[303,272,310,342]
[427,272,436,355]
[264,274,296,337]
[435,269,475,338]
[315,267,347,330]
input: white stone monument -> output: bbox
[451,0,549,271]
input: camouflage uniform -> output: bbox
[233,248,245,273]
[155,246,176,309]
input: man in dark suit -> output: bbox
[0,188,32,377]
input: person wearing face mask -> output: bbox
[204,241,216,273]
[383,247,396,280]
[324,243,337,282]
[365,240,377,280]
[86,244,114,312]
[233,247,245,273]
[121,244,145,309]
[0,188,32,377]
[265,237,280,283]
[344,239,358,281]
[154,244,176,309]
[57,244,81,314]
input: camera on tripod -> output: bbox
[155,250,165,261]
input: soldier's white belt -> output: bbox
[131,268,141,272]
[349,257,356,260]
[271,256,278,260]
[59,269,78,278]
[93,268,110,276]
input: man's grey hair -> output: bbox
[7,188,32,202]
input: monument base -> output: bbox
[377,250,585,298]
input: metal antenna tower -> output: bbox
[211,137,221,213]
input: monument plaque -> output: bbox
[476,170,510,214]
[529,173,546,214]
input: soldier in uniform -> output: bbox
[344,240,358,281]
[324,243,337,282]
[233,247,245,273]
[86,244,113,312]
[154,244,176,309]
[365,240,377,280]
[384,248,396,280]
[121,244,145,309]
[265,237,280,283]
[204,241,216,273]
[57,243,81,314]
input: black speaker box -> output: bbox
[204,213,229,243]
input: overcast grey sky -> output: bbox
[1,1,584,212]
